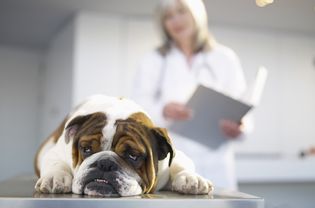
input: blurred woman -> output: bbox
[132,0,250,190]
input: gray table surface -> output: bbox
[0,175,264,208]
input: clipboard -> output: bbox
[169,85,253,149]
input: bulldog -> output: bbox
[34,95,213,197]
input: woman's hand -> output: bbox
[219,119,243,139]
[163,102,193,121]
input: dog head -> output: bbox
[63,96,174,197]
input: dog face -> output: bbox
[60,98,174,197]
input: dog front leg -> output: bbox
[169,150,213,194]
[35,150,73,194]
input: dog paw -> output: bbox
[171,170,214,194]
[35,171,73,194]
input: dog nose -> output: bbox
[97,159,118,172]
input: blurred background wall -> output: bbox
[0,0,315,207]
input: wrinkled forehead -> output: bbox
[68,95,151,149]
[113,119,150,147]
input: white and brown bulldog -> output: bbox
[34,95,213,197]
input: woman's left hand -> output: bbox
[219,119,243,139]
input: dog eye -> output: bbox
[128,153,138,161]
[83,146,92,154]
[80,146,93,158]
[123,151,145,169]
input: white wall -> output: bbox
[124,18,161,97]
[0,13,75,181]
[73,12,127,104]
[0,46,41,181]
[211,27,315,155]
[39,18,75,141]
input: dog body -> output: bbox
[35,95,213,196]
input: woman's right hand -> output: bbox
[163,102,193,121]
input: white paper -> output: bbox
[169,85,253,149]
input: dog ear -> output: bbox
[65,114,92,144]
[64,112,107,144]
[151,127,175,166]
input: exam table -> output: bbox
[0,175,263,208]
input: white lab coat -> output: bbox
[132,44,247,190]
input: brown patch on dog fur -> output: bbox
[34,117,68,177]
[129,113,175,166]
[113,119,157,193]
[128,112,154,128]
[113,112,174,194]
[77,134,103,164]
[66,112,107,168]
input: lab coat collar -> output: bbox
[168,44,205,70]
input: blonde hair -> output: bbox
[156,0,215,55]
